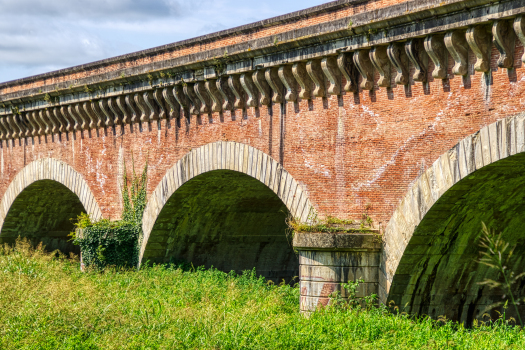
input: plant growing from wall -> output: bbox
[72,154,148,269]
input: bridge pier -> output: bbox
[293,232,381,312]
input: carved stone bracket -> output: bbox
[184,83,201,115]
[405,38,429,82]
[337,53,359,92]
[9,114,21,138]
[466,25,492,73]
[265,67,283,104]
[306,60,326,98]
[370,46,391,88]
[6,115,16,138]
[153,89,167,119]
[321,56,341,95]
[162,87,180,118]
[60,106,72,132]
[16,114,28,137]
[67,105,80,131]
[240,73,258,108]
[143,91,159,121]
[217,77,235,111]
[125,94,140,124]
[387,42,409,85]
[493,20,516,69]
[173,85,189,113]
[353,49,374,90]
[194,81,211,114]
[47,109,58,134]
[293,62,313,100]
[81,102,95,129]
[228,75,244,110]
[39,109,51,135]
[1,116,12,139]
[514,16,525,63]
[53,108,66,133]
[205,79,223,113]
[445,30,469,76]
[0,116,9,139]
[281,64,299,101]
[27,111,39,136]
[253,70,271,106]
[135,92,150,122]
[99,99,114,127]
[20,113,30,137]
[108,97,123,125]
[424,34,448,79]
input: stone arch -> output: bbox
[382,113,525,321]
[0,158,102,253]
[140,141,314,277]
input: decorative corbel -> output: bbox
[99,99,115,127]
[466,25,492,73]
[75,103,89,130]
[60,106,72,132]
[194,81,211,114]
[26,111,39,136]
[108,97,123,125]
[424,34,449,79]
[183,83,201,115]
[16,114,28,138]
[252,69,271,106]
[217,77,235,111]
[353,50,375,90]
[88,101,104,128]
[387,42,410,85]
[46,109,58,134]
[514,16,525,63]
[281,64,299,101]
[68,105,81,131]
[306,59,326,98]
[53,108,66,133]
[9,114,21,138]
[322,56,341,95]
[228,75,245,110]
[162,87,181,118]
[153,89,167,119]
[38,109,51,135]
[143,91,159,121]
[173,85,190,112]
[370,46,391,88]
[290,62,312,100]
[135,92,150,122]
[493,20,516,69]
[240,73,258,108]
[405,38,429,82]
[205,79,223,113]
[0,115,9,140]
[444,30,469,76]
[116,96,129,124]
[81,102,97,129]
[265,67,283,104]
[125,94,140,124]
[337,53,359,92]
[1,116,12,139]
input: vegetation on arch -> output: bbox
[71,155,148,269]
[287,209,377,235]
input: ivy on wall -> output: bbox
[73,155,148,269]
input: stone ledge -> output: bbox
[293,232,382,251]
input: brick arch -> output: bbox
[381,113,525,304]
[0,157,102,234]
[140,141,314,264]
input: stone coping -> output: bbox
[293,232,382,251]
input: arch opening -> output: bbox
[0,180,86,255]
[143,170,298,283]
[389,152,525,324]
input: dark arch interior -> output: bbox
[0,180,86,255]
[389,152,525,324]
[144,170,297,283]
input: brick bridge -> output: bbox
[2,0,525,323]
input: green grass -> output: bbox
[1,240,525,349]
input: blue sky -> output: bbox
[0,0,327,83]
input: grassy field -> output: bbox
[1,240,524,349]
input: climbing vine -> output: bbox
[72,154,148,269]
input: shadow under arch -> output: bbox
[382,113,525,323]
[0,158,102,254]
[140,142,314,282]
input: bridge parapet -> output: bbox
[0,0,524,141]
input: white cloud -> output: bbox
[0,0,327,83]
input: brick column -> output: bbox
[293,233,381,312]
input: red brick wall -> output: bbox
[0,43,523,229]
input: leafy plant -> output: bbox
[477,222,525,326]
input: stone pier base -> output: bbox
[293,232,381,312]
